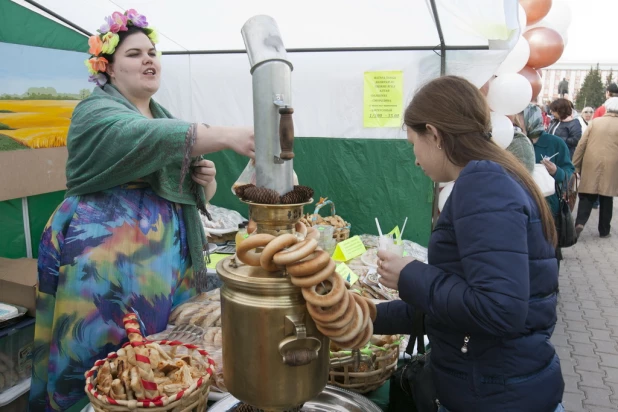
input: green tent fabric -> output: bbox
[206,138,433,246]
[0,0,87,52]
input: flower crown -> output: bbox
[85,9,159,87]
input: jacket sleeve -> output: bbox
[565,121,582,149]
[373,300,415,335]
[397,165,532,337]
[572,123,591,172]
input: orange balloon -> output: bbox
[519,0,552,26]
[519,66,543,101]
[524,27,564,69]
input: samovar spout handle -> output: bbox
[279,314,322,367]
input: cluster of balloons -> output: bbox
[487,0,571,150]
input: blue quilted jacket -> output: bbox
[374,161,564,412]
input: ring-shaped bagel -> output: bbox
[313,292,357,329]
[236,234,275,266]
[295,221,307,238]
[306,226,320,241]
[306,289,350,323]
[287,250,331,277]
[301,271,345,307]
[290,260,335,288]
[259,234,298,272]
[273,238,317,266]
[315,319,348,338]
[329,303,364,343]
[366,298,377,322]
[338,319,374,350]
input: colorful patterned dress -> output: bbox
[29,183,196,411]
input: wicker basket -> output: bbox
[85,340,214,412]
[328,337,401,394]
[307,199,350,242]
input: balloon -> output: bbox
[486,73,533,115]
[490,113,514,149]
[518,66,543,101]
[518,4,527,32]
[479,77,494,97]
[519,0,552,26]
[524,27,564,69]
[495,36,530,76]
[438,181,455,212]
[532,0,572,38]
[536,68,543,77]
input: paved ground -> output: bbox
[552,202,618,411]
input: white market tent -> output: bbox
[14,0,520,138]
[1,0,521,254]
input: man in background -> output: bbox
[594,83,618,119]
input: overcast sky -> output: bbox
[558,0,618,65]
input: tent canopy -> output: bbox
[13,0,519,52]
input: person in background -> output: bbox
[593,83,618,119]
[506,116,535,173]
[520,104,574,270]
[581,107,594,125]
[573,97,618,239]
[548,98,583,158]
[374,76,564,412]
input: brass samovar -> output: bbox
[216,16,329,411]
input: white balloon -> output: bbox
[438,181,455,212]
[495,36,530,76]
[486,73,533,115]
[525,0,572,38]
[490,113,514,149]
[518,4,527,32]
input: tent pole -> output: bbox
[429,0,446,229]
[23,0,92,37]
[21,197,33,259]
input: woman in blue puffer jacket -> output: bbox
[374,76,564,412]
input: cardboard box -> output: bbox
[0,258,37,317]
[0,147,68,202]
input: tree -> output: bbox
[575,64,605,110]
[606,70,614,88]
[79,89,91,100]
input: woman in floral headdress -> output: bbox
[29,10,254,411]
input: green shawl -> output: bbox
[65,84,208,290]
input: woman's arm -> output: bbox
[191,125,254,158]
[565,121,582,150]
[204,179,217,203]
[398,166,532,336]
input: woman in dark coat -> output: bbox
[374,76,564,412]
[548,98,583,158]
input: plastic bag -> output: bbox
[231,159,256,194]
[532,164,556,197]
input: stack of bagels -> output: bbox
[236,222,375,350]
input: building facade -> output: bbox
[539,63,617,105]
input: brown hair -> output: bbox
[404,76,557,247]
[549,98,573,120]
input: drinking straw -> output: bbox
[400,217,409,242]
[375,218,383,237]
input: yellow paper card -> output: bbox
[332,235,367,262]
[336,263,360,285]
[388,226,401,243]
[363,71,404,128]
[206,253,229,269]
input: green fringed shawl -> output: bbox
[65,84,209,289]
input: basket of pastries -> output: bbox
[84,313,215,412]
[299,198,351,242]
[166,290,225,393]
[328,332,402,394]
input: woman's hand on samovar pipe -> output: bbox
[192,159,216,187]
[376,249,415,290]
[227,127,255,159]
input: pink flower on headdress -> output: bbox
[88,35,102,56]
[102,12,128,33]
[126,9,148,28]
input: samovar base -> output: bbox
[208,385,382,412]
